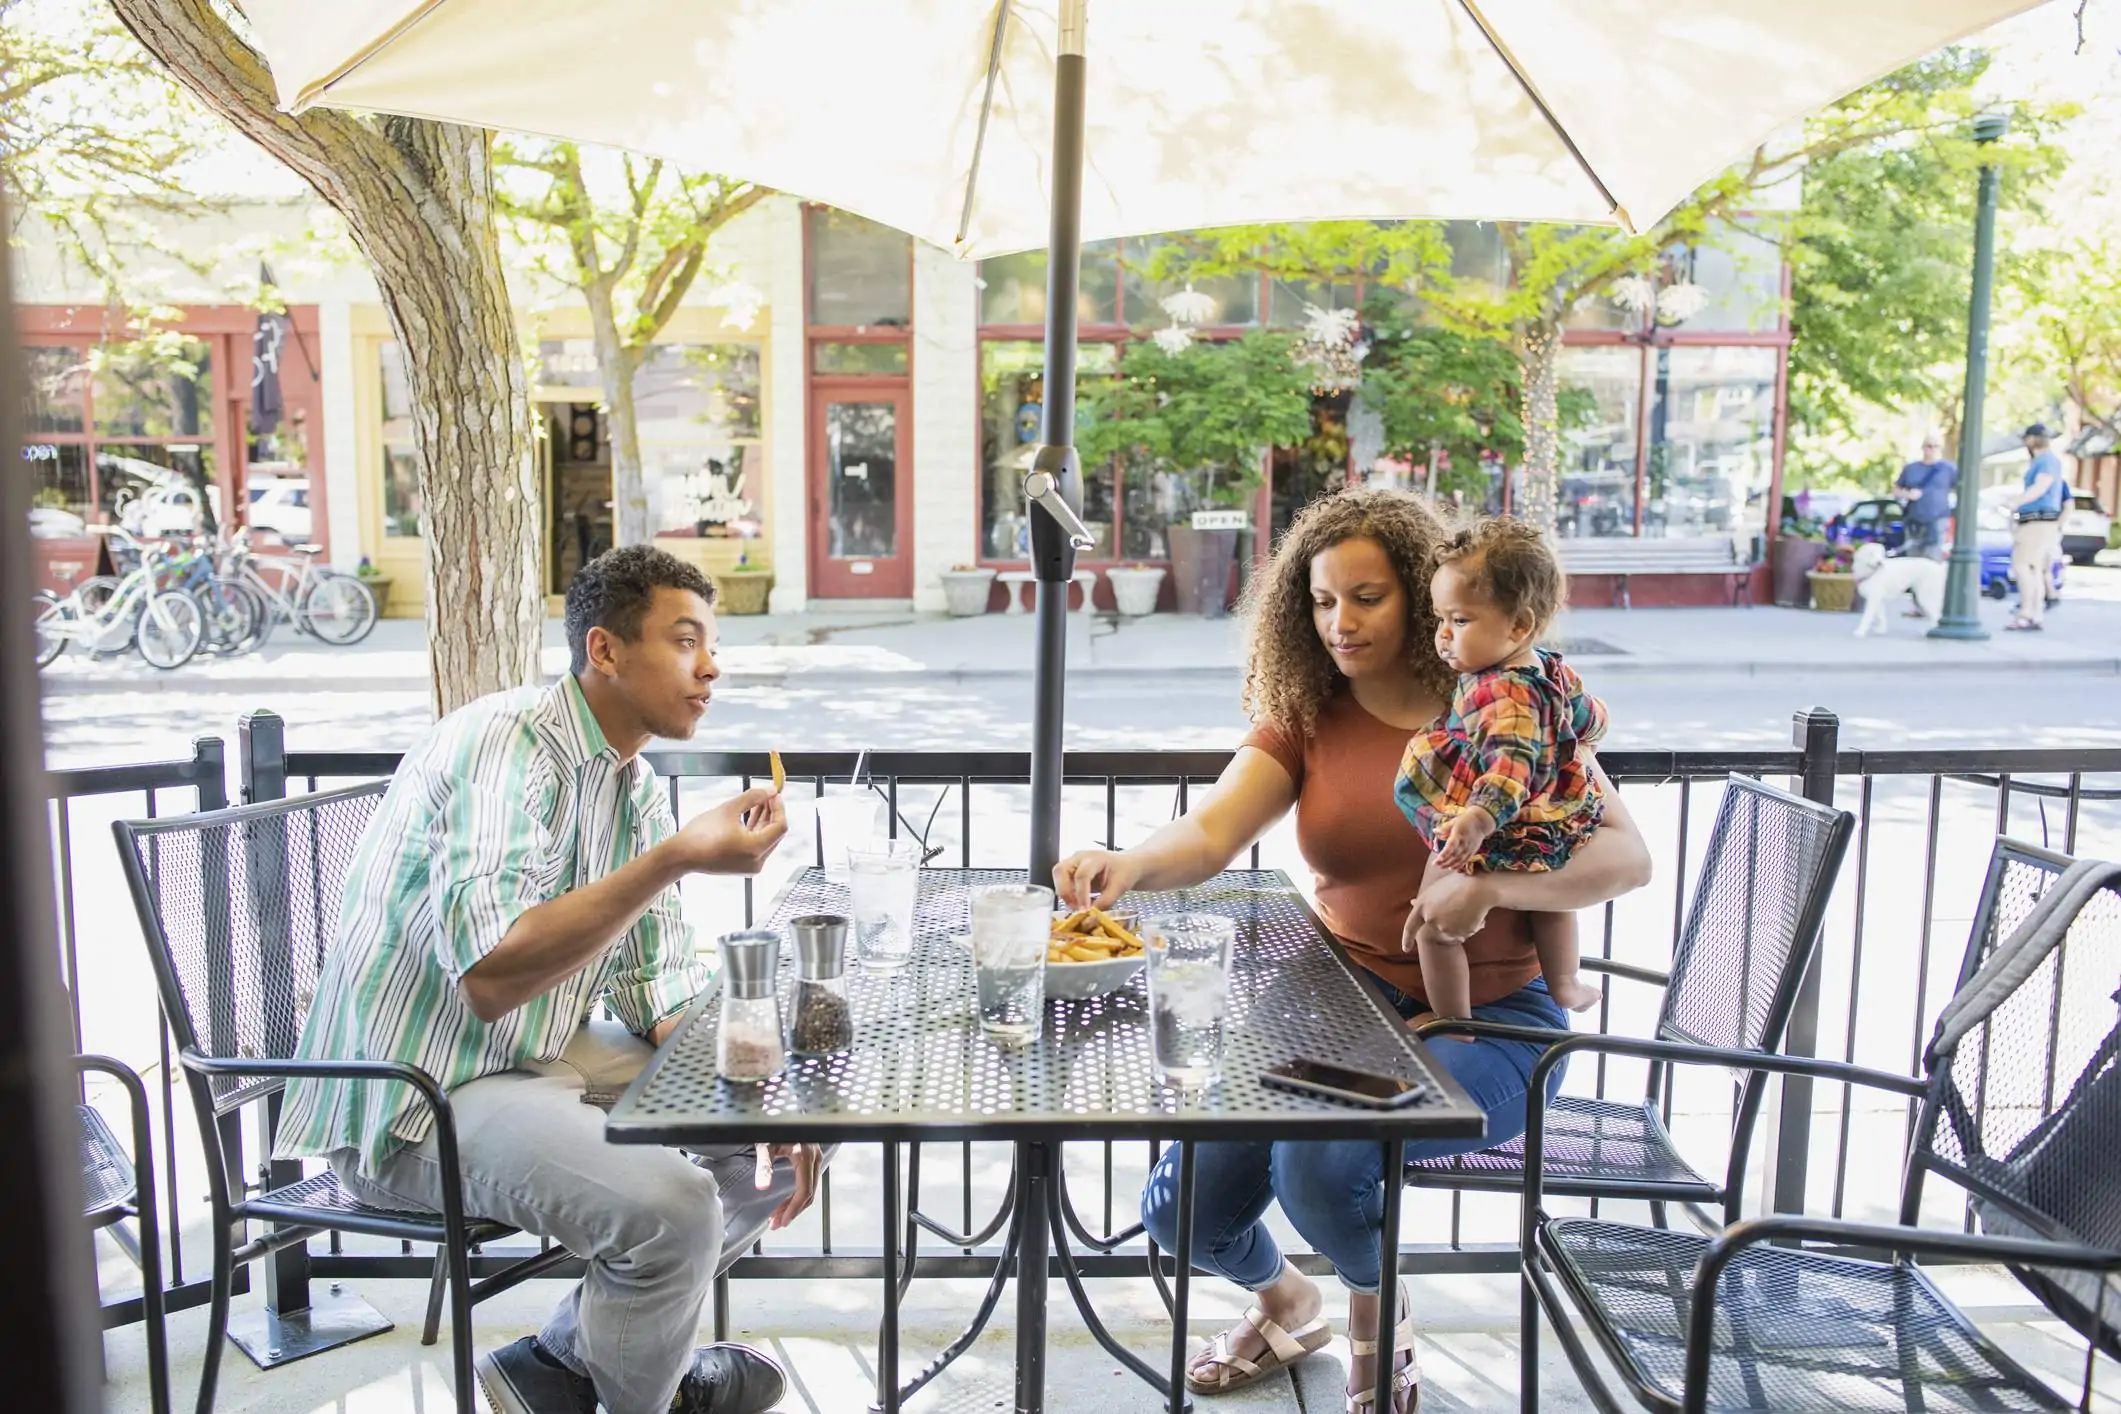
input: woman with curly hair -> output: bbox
[1054,485,1651,1412]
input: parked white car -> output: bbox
[2062,490,2112,565]
[247,478,314,542]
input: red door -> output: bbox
[808,383,913,598]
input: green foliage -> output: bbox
[2015,236,2121,439]
[1785,49,2068,446]
[1077,331,1313,507]
[0,0,217,291]
[1357,293,1521,497]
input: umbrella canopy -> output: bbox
[240,0,2046,920]
[243,0,2041,253]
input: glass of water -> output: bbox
[971,884,1052,1044]
[1143,913,1235,1090]
[847,838,923,971]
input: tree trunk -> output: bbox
[584,281,650,546]
[109,0,542,716]
[1516,322,1562,533]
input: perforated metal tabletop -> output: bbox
[606,869,1484,1146]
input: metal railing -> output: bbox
[57,708,2121,1327]
[48,738,233,1329]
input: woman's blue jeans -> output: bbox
[1138,978,1567,1294]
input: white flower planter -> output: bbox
[940,567,998,616]
[1107,566,1167,616]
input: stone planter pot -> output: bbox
[940,567,998,616]
[1168,525,1238,617]
[715,570,774,616]
[1106,565,1167,616]
[357,577,392,616]
[1771,537,1828,607]
[1806,570,1857,613]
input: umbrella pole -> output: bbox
[1025,1,1091,888]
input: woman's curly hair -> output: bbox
[1237,485,1457,738]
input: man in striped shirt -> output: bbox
[277,547,808,1414]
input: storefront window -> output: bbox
[1267,278,1357,327]
[1644,346,1777,540]
[809,208,910,327]
[97,443,218,529]
[25,443,91,528]
[633,343,765,540]
[812,342,909,375]
[1555,345,1642,539]
[1123,243,1256,327]
[379,342,421,538]
[979,240,1120,325]
[93,338,213,439]
[979,340,1120,559]
[23,346,87,435]
[536,339,602,392]
[1667,224,1783,333]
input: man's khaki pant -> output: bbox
[2012,518,2061,624]
[331,1022,808,1414]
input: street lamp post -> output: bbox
[1931,112,2010,641]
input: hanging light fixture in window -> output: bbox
[1159,285,1217,326]
[1293,304,1367,394]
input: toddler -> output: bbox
[1394,516,1605,1021]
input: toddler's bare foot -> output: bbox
[1548,975,1602,1013]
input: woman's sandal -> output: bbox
[1184,1305,1333,1395]
[1347,1283,1420,1412]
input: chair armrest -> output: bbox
[179,1052,452,1117]
[1581,956,1670,988]
[1520,1033,1927,1227]
[179,1051,475,1241]
[1679,1216,2121,1411]
[1413,1017,1580,1046]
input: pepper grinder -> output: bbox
[788,914,854,1056]
[716,929,785,1082]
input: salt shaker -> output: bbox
[788,914,854,1056]
[716,929,786,1082]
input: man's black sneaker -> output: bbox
[669,1343,787,1413]
[474,1337,599,1414]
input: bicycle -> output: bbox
[218,529,378,646]
[34,533,205,670]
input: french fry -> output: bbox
[1051,908,1092,936]
[768,750,786,795]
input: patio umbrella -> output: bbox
[240,0,2045,883]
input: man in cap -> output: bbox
[2006,424,2065,631]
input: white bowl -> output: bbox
[1043,910,1145,1001]
[1043,951,1145,1002]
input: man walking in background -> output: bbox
[2007,424,2066,631]
[1894,435,1957,561]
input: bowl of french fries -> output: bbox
[1043,907,1148,1001]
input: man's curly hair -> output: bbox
[1438,515,1565,634]
[1237,485,1457,739]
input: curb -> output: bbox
[37,654,2121,696]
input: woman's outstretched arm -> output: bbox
[1053,747,1299,908]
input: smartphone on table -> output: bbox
[1260,1058,1431,1109]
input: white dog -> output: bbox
[1851,541,1947,636]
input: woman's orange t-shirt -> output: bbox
[1244,690,1538,1007]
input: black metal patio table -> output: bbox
[606,868,1485,1414]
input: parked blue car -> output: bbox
[1828,497,2062,600]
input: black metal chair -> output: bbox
[80,1053,169,1414]
[1519,838,2121,1413]
[1409,774,1855,1231]
[112,783,571,1414]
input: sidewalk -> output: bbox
[40,564,2121,695]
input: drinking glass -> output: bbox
[847,838,923,971]
[971,884,1052,1043]
[813,788,884,883]
[1143,913,1235,1090]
